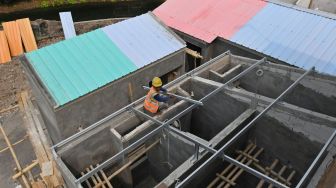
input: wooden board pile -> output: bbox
[0,18,37,64]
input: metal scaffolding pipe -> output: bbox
[223,155,289,188]
[131,107,289,188]
[175,67,314,188]
[142,86,203,106]
[53,51,230,150]
[295,129,336,188]
[75,57,266,185]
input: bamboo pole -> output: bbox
[256,159,279,188]
[93,140,159,188]
[207,143,254,188]
[0,104,18,114]
[13,160,39,179]
[90,165,106,188]
[0,134,28,153]
[217,145,257,188]
[223,147,264,188]
[0,124,31,188]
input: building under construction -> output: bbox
[47,52,336,188]
[1,0,336,188]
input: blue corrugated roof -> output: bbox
[102,13,185,68]
[231,2,336,75]
[26,13,185,107]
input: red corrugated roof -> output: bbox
[154,0,267,43]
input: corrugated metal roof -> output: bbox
[59,12,77,39]
[26,12,185,107]
[102,13,185,68]
[154,0,266,43]
[154,0,336,75]
[26,30,137,106]
[231,3,336,75]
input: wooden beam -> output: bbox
[81,172,92,188]
[215,173,236,186]
[90,165,106,188]
[186,48,203,59]
[207,142,254,188]
[0,104,18,114]
[223,147,264,188]
[218,145,257,188]
[97,165,113,188]
[93,140,159,188]
[13,160,39,179]
[0,134,28,153]
[256,159,279,188]
[20,91,64,187]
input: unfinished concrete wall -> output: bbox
[191,53,336,118]
[182,106,328,188]
[230,56,336,118]
[147,132,194,183]
[177,79,249,141]
[23,49,185,143]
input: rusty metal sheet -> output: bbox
[16,18,38,52]
[0,31,11,64]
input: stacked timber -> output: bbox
[0,18,37,64]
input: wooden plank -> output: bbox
[16,18,38,52]
[2,21,23,56]
[20,92,64,187]
[41,161,53,177]
[31,180,46,188]
[0,31,11,63]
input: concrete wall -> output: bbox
[179,80,249,141]
[230,55,336,118]
[147,131,194,182]
[23,49,185,143]
[249,114,323,183]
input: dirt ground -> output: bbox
[0,59,27,115]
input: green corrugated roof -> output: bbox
[26,29,137,106]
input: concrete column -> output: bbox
[110,128,133,187]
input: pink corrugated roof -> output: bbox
[154,0,267,43]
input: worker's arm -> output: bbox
[154,94,169,103]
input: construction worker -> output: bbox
[144,77,169,114]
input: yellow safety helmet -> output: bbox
[152,77,162,87]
